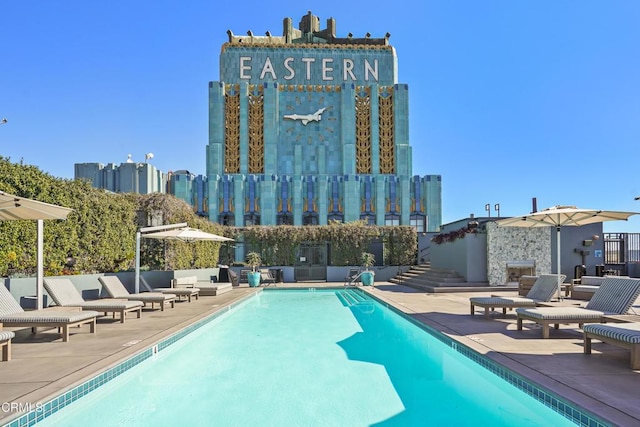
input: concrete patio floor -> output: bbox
[1,282,638,426]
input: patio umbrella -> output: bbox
[142,227,233,243]
[495,205,639,299]
[0,191,73,309]
[0,191,73,220]
[134,224,233,292]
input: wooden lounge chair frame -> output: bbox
[516,277,640,339]
[470,274,566,319]
[0,323,14,361]
[0,286,98,342]
[44,278,142,324]
[583,322,640,369]
[99,275,177,311]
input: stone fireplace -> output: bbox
[506,260,535,284]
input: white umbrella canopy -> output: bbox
[0,191,73,220]
[495,206,639,229]
[134,225,233,292]
[496,205,640,299]
[0,191,73,310]
[142,227,233,243]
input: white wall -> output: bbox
[430,233,487,281]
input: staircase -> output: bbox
[389,262,494,293]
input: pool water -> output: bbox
[36,289,579,426]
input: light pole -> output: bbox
[494,203,501,217]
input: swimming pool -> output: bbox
[7,289,602,426]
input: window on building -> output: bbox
[360,214,376,226]
[244,214,261,226]
[410,214,426,232]
[302,212,319,226]
[385,214,400,226]
[219,214,235,226]
[327,213,344,223]
[277,213,293,225]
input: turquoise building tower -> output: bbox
[207,12,441,231]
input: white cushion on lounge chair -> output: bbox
[516,277,640,338]
[0,284,98,341]
[472,296,539,307]
[583,322,640,344]
[44,278,143,323]
[1,311,99,323]
[517,306,606,321]
[583,322,640,369]
[173,276,231,295]
[470,274,566,318]
[141,276,200,302]
[0,331,15,341]
[195,282,233,295]
[99,276,177,311]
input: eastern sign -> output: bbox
[220,48,395,85]
[240,57,379,82]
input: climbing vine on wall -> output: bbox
[430,226,478,245]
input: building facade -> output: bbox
[166,170,208,217]
[75,157,165,195]
[206,12,441,231]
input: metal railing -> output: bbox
[604,233,640,264]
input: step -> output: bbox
[401,273,465,283]
[390,278,477,288]
[406,270,462,279]
[404,268,460,277]
[338,291,357,306]
[349,291,366,302]
[391,280,502,293]
[399,275,465,285]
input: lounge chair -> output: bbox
[98,276,177,311]
[44,278,143,323]
[470,274,567,319]
[260,269,276,287]
[0,284,98,342]
[170,276,232,297]
[583,322,640,369]
[344,268,362,287]
[516,277,640,338]
[0,324,15,361]
[142,276,201,301]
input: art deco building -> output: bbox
[206,12,441,232]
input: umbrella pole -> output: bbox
[37,220,43,310]
[556,226,562,301]
[135,231,141,294]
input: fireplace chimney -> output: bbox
[532,197,537,213]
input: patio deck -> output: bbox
[0,282,638,426]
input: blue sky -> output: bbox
[1,1,639,232]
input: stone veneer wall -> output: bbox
[486,222,552,286]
